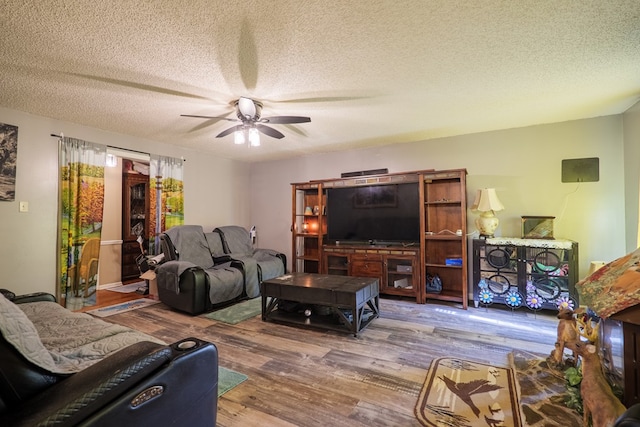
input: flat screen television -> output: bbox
[326,183,420,244]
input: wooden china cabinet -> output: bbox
[121,172,149,282]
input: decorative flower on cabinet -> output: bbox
[556,296,575,311]
[479,289,494,304]
[526,293,543,310]
[505,291,522,308]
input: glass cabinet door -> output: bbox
[127,182,147,240]
[292,184,326,273]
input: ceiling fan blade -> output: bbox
[181,114,238,122]
[256,124,285,139]
[261,116,311,124]
[216,125,244,138]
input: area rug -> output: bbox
[104,281,146,293]
[204,297,262,324]
[86,298,160,318]
[415,357,521,427]
[509,350,581,427]
[219,366,248,397]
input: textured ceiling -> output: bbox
[1,1,639,163]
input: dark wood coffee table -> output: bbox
[260,273,379,336]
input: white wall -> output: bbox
[97,158,123,287]
[1,104,635,298]
[0,106,251,295]
[250,115,628,281]
[623,100,640,252]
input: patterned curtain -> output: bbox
[58,137,106,309]
[148,155,184,255]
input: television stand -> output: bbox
[335,242,390,248]
[323,243,420,303]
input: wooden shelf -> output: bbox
[422,169,468,308]
[424,201,462,205]
[291,185,327,274]
[424,235,463,240]
[425,263,463,269]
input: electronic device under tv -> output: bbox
[326,183,420,245]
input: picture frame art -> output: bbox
[521,216,555,239]
[0,122,19,201]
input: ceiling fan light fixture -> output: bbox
[234,129,245,145]
[183,96,309,145]
[237,97,259,119]
[249,127,260,147]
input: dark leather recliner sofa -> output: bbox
[616,404,640,427]
[156,225,285,315]
[0,291,218,426]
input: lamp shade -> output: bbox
[471,188,504,212]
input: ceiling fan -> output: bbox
[181,97,311,144]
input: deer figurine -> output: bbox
[576,311,600,347]
[568,340,626,427]
[550,307,579,367]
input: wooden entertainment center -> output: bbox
[291,169,468,307]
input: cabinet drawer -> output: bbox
[351,260,383,276]
[352,253,383,261]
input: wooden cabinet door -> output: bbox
[350,254,383,281]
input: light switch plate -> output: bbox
[19,201,28,212]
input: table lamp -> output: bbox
[471,188,504,238]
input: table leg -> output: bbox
[262,295,279,320]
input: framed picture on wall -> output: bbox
[0,122,18,201]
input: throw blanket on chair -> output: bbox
[0,294,164,374]
[164,225,215,268]
[156,260,197,294]
[214,226,261,298]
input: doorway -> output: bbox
[98,152,150,289]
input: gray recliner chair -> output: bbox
[156,225,246,314]
[213,226,286,298]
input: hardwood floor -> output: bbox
[101,294,560,427]
[77,287,147,312]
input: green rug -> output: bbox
[219,366,248,396]
[205,297,262,324]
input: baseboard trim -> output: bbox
[100,240,123,246]
[99,281,123,290]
